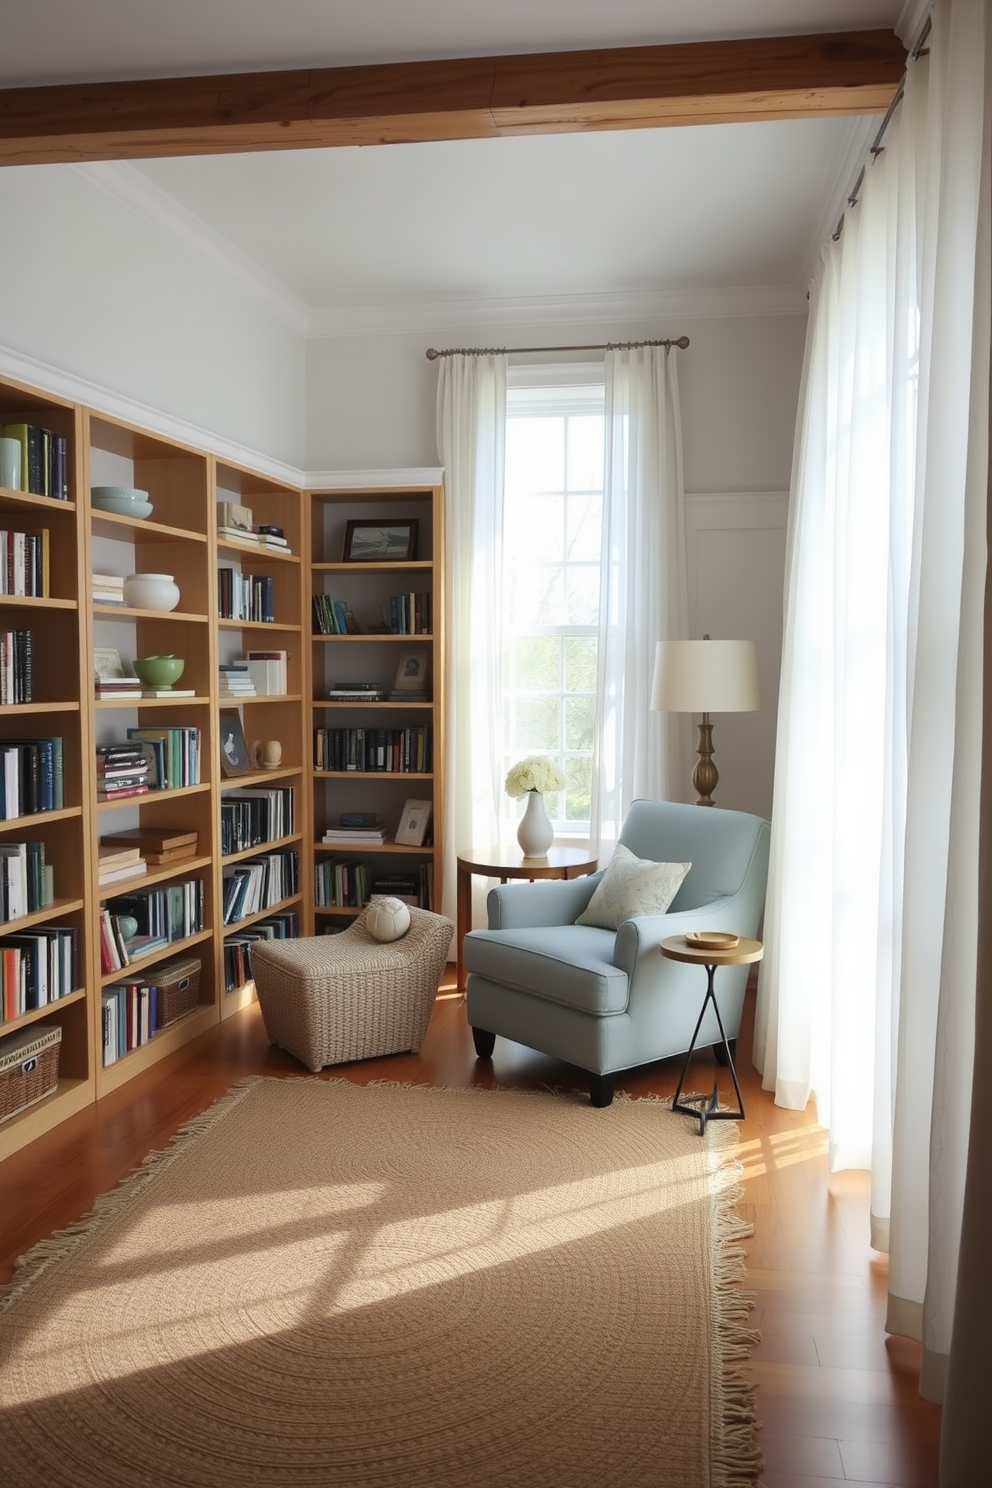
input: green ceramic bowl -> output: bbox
[133,654,185,689]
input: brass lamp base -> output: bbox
[692,713,718,806]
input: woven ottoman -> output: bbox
[250,906,454,1071]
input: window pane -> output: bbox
[567,415,604,492]
[564,756,593,822]
[566,493,603,562]
[510,636,561,692]
[507,567,566,626]
[511,696,560,753]
[564,635,598,692]
[566,566,600,625]
[505,416,564,492]
[507,493,563,565]
[564,694,597,752]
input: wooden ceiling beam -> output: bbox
[0,30,906,167]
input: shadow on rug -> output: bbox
[0,1078,762,1487]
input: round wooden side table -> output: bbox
[660,933,763,1133]
[456,844,598,994]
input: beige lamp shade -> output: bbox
[651,638,761,715]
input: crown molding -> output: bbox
[0,342,305,487]
[67,161,311,337]
[798,112,877,288]
[307,283,807,340]
[306,468,444,490]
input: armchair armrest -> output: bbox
[613,903,743,982]
[486,872,604,930]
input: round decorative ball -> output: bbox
[366,895,411,943]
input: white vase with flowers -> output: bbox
[505,755,565,857]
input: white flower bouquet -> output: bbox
[505,754,565,797]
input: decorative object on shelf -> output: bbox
[216,500,253,531]
[91,486,154,519]
[0,437,21,491]
[505,755,565,858]
[365,894,412,943]
[123,572,180,612]
[219,709,251,776]
[394,798,432,847]
[132,654,185,690]
[115,914,139,944]
[251,738,283,770]
[391,647,430,697]
[343,517,418,562]
[650,635,761,806]
[93,646,126,681]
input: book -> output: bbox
[100,826,198,853]
[98,843,143,869]
[98,860,149,885]
[328,689,387,702]
[140,688,196,698]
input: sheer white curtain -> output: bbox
[436,353,507,923]
[754,0,990,1426]
[591,345,691,852]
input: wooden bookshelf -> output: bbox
[309,485,445,929]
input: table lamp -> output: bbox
[651,636,760,805]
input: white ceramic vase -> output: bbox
[516,789,554,857]
[123,572,180,612]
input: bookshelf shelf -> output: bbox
[0,987,87,1036]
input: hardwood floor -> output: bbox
[0,975,942,1487]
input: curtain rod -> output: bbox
[832,15,932,241]
[425,336,689,361]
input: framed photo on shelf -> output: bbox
[219,709,251,777]
[392,648,430,694]
[93,647,126,681]
[343,518,418,563]
[395,799,433,847]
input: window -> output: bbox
[501,371,605,834]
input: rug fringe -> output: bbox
[0,1076,262,1315]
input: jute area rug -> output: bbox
[0,1078,761,1488]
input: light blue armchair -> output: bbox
[463,798,770,1106]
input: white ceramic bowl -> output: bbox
[123,573,181,612]
[92,486,154,519]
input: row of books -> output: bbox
[313,726,432,774]
[99,879,205,973]
[375,865,435,910]
[0,529,49,598]
[314,862,434,911]
[218,651,289,698]
[102,982,158,1065]
[312,595,358,635]
[383,592,431,635]
[96,727,202,797]
[222,849,299,925]
[0,423,68,500]
[223,912,299,993]
[218,568,275,623]
[0,629,32,705]
[220,786,296,855]
[0,839,53,923]
[0,737,63,821]
[1,924,78,1022]
[96,743,151,801]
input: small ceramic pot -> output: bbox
[123,573,180,612]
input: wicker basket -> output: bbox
[0,1024,62,1124]
[147,956,201,1028]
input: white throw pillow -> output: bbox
[575,844,690,931]
[366,895,411,942]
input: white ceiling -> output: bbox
[3,1,923,334]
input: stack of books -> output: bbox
[97,841,148,886]
[218,662,256,698]
[327,681,386,702]
[99,826,198,866]
[245,649,288,696]
[322,816,387,846]
[95,744,149,801]
[95,674,142,701]
[92,573,127,606]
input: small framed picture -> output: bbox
[343,518,418,563]
[219,708,251,776]
[93,647,125,681]
[392,648,430,694]
[395,799,432,847]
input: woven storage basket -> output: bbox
[0,1024,61,1124]
[147,955,201,1028]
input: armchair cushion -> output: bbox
[574,843,691,930]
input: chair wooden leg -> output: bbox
[588,1072,615,1108]
[472,1026,496,1058]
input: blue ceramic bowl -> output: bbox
[92,486,154,519]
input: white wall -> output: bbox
[306,311,804,817]
[0,166,306,469]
